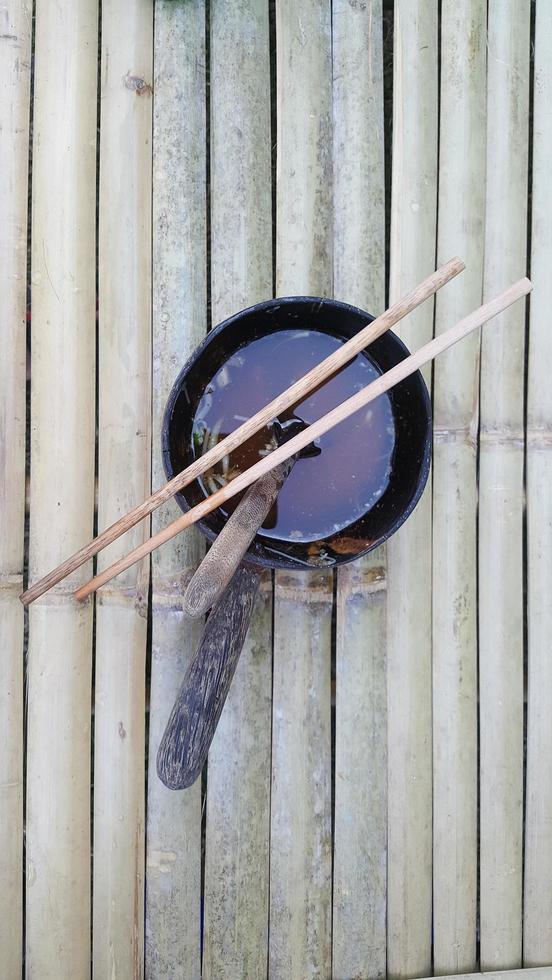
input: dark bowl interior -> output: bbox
[162,296,432,570]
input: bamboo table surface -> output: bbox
[1,1,551,978]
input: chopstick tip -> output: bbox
[451,255,466,272]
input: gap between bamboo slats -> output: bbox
[332,1,387,977]
[479,0,530,969]
[202,2,273,975]
[92,1,152,976]
[270,2,333,976]
[145,2,206,977]
[432,1,486,973]
[524,0,552,965]
[0,4,31,976]
[387,0,438,975]
[25,0,98,976]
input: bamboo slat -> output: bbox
[275,0,332,297]
[334,553,387,980]
[332,2,387,976]
[387,0,438,975]
[204,579,273,978]
[0,3,31,975]
[479,0,530,969]
[332,0,385,308]
[432,1,486,973]
[201,0,272,972]
[208,0,272,320]
[25,0,98,976]
[270,8,332,976]
[92,1,152,976]
[202,2,272,975]
[145,2,205,976]
[270,573,333,980]
[524,0,552,965]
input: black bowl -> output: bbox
[162,296,431,570]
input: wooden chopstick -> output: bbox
[74,277,532,602]
[20,257,464,605]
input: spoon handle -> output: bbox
[157,561,262,790]
[182,460,293,619]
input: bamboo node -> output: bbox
[275,569,334,604]
[26,587,89,606]
[123,71,152,97]
[153,568,198,596]
[526,428,552,448]
[433,425,478,450]
[0,574,24,593]
[479,426,525,447]
[151,595,186,613]
[96,584,148,615]
[151,568,198,612]
[338,563,387,600]
[257,571,273,597]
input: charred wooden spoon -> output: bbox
[156,417,319,789]
[156,561,262,789]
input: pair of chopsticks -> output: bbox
[20,259,531,606]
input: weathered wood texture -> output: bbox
[270,573,333,980]
[148,18,204,974]
[146,1,206,975]
[524,0,552,966]
[270,2,333,977]
[25,0,97,976]
[432,1,486,973]
[276,0,332,297]
[387,0,438,975]
[479,0,530,969]
[0,2,31,976]
[203,576,273,980]
[202,1,273,976]
[158,563,261,790]
[93,1,152,977]
[332,2,387,977]
[334,551,387,980]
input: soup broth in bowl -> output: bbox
[191,329,396,544]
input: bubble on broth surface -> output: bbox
[191,328,396,543]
